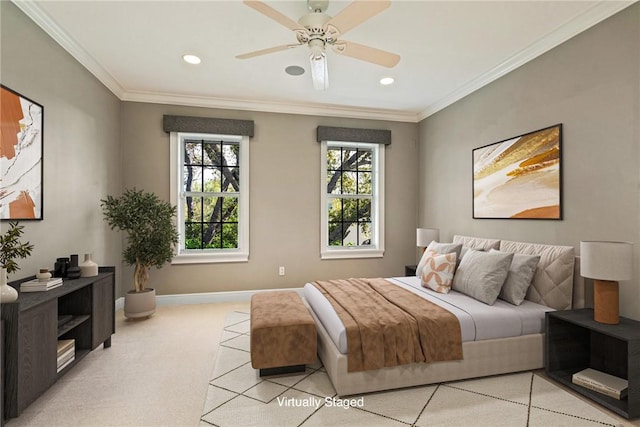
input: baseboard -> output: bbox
[115,288,304,311]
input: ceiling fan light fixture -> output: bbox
[380,77,395,85]
[182,54,201,65]
[310,53,328,90]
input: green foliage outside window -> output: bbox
[183,139,240,250]
[327,146,373,247]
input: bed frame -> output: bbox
[305,258,586,397]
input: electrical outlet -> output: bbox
[279,266,285,276]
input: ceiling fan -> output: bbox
[237,0,400,90]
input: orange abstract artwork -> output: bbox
[473,124,562,220]
[0,85,43,219]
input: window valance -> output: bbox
[163,115,254,137]
[316,126,391,145]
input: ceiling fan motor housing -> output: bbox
[298,11,334,49]
[307,0,329,13]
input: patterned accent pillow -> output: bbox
[420,250,457,294]
[416,241,463,277]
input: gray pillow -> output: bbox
[416,242,463,277]
[491,249,540,305]
[452,249,513,305]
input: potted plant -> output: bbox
[100,188,178,318]
[0,221,34,303]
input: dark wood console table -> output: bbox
[1,267,115,420]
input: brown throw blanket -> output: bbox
[312,278,463,372]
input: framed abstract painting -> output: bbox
[472,124,562,220]
[1,85,44,220]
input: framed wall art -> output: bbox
[1,85,44,220]
[472,124,562,220]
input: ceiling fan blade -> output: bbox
[325,0,391,37]
[243,0,305,31]
[309,53,329,90]
[236,44,301,59]
[333,40,400,68]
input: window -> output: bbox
[170,132,249,263]
[320,141,385,259]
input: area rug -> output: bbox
[200,311,621,427]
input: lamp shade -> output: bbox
[580,241,633,281]
[417,228,440,247]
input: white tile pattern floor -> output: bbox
[4,302,638,426]
[201,311,625,427]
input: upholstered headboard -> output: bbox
[453,235,585,311]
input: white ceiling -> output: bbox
[14,0,635,122]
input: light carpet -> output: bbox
[200,311,621,427]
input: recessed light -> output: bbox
[285,65,305,76]
[182,54,201,65]
[380,77,395,85]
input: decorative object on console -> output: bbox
[79,253,99,277]
[416,228,440,252]
[472,124,562,220]
[35,268,52,281]
[580,240,633,324]
[0,85,44,220]
[54,257,70,278]
[0,221,34,303]
[67,254,81,279]
[101,188,178,318]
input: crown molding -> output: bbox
[13,0,633,124]
[416,1,636,121]
[121,90,420,123]
[12,0,126,98]
[9,0,417,122]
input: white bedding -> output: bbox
[303,276,554,354]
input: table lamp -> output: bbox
[580,241,633,324]
[416,228,440,252]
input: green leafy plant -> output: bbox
[100,188,179,293]
[0,221,34,274]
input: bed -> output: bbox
[303,237,586,396]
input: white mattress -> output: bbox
[303,276,554,354]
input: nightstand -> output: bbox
[545,308,640,419]
[404,265,417,276]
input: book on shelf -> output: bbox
[57,339,75,372]
[57,339,75,356]
[572,368,628,400]
[57,355,75,373]
[20,277,63,292]
[57,347,74,366]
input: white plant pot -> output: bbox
[0,267,18,303]
[124,288,156,318]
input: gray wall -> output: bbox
[120,102,419,295]
[1,3,123,292]
[418,4,640,320]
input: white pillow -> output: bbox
[420,250,457,294]
[416,241,463,277]
[490,249,541,305]
[452,249,513,305]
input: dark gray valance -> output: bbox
[316,126,391,145]
[163,115,254,137]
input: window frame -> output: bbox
[170,132,249,264]
[320,140,385,259]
